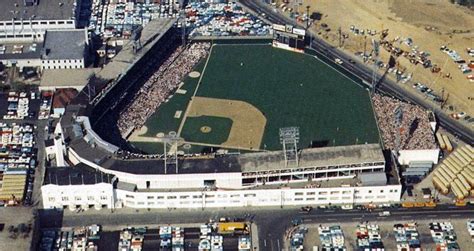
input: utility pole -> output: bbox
[338,26,342,47]
[306,5,310,30]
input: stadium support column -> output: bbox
[280,127,300,167]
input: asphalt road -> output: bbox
[239,0,474,145]
[41,204,474,251]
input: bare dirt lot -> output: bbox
[278,0,474,117]
[182,96,267,150]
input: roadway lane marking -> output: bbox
[264,239,267,247]
[451,214,461,217]
[427,215,438,218]
[352,217,362,220]
[327,218,336,221]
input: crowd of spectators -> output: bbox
[372,94,437,150]
[117,42,211,136]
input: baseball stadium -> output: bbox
[127,43,380,154]
[42,21,404,211]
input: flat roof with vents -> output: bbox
[0,0,76,21]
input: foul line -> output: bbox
[177,44,215,136]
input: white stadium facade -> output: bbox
[42,107,402,210]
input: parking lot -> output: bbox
[299,218,473,250]
[38,221,251,251]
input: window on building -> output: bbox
[125,194,134,199]
[146,181,150,189]
[75,196,81,201]
[48,197,55,202]
[295,192,304,196]
[380,190,384,193]
[100,196,107,200]
[147,196,154,199]
[87,196,94,201]
[61,196,68,201]
[368,190,372,193]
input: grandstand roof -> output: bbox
[239,144,385,172]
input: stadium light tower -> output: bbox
[179,3,186,47]
[371,39,380,94]
[160,131,183,174]
[394,105,404,157]
[279,127,300,167]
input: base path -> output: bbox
[185,97,267,150]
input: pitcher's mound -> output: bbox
[189,71,201,78]
[200,126,212,133]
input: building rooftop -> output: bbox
[52,88,78,109]
[39,68,98,90]
[43,164,113,186]
[0,42,42,60]
[43,29,87,60]
[0,0,76,21]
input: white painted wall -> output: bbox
[398,149,440,165]
[0,58,42,69]
[41,183,114,210]
[114,184,402,209]
[41,182,401,210]
[42,58,85,70]
[0,20,75,43]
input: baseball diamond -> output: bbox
[130,43,380,153]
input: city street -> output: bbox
[35,204,474,251]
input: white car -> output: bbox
[335,58,343,65]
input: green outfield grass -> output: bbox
[132,44,380,153]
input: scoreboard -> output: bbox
[272,24,307,53]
